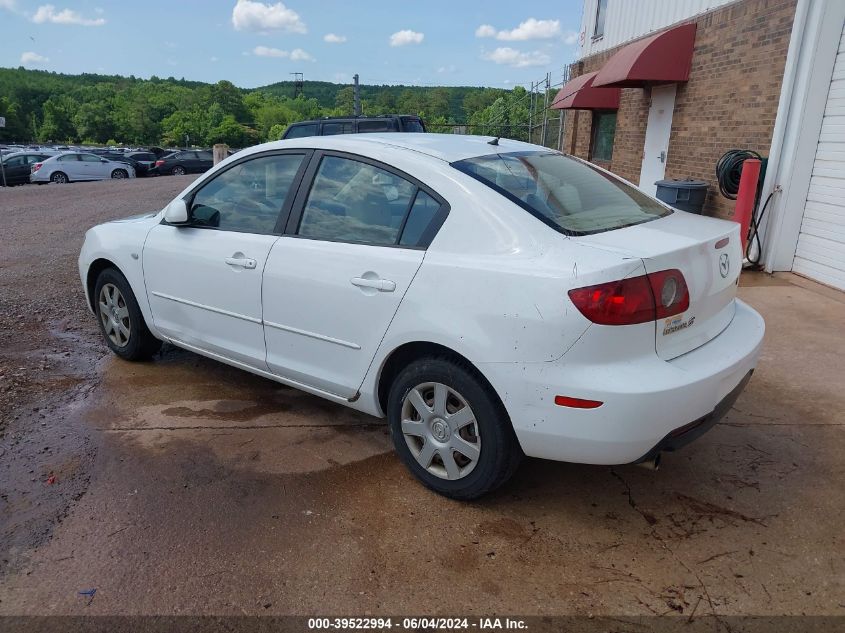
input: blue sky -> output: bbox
[0,0,584,88]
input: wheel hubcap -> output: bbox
[401,382,481,481]
[98,283,131,347]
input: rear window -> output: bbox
[452,151,671,235]
[401,117,425,133]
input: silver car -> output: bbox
[30,152,136,184]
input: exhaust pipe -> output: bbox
[637,453,661,471]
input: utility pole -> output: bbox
[0,116,6,187]
[353,74,361,116]
[541,72,550,148]
[291,72,304,98]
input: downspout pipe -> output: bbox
[757,0,810,269]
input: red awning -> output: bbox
[551,71,620,110]
[592,23,697,88]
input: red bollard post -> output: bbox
[734,158,761,252]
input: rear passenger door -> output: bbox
[262,151,449,398]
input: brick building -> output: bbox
[555,0,845,290]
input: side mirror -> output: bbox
[164,198,189,224]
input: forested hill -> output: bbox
[258,80,488,121]
[0,67,519,146]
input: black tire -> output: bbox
[111,168,128,179]
[387,357,523,500]
[93,268,162,361]
[171,165,186,176]
[51,171,69,184]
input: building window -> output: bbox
[590,111,616,162]
[593,0,608,38]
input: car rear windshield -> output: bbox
[452,151,671,235]
[401,117,425,133]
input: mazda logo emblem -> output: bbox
[719,253,730,278]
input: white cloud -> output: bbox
[483,47,550,68]
[563,30,579,45]
[290,48,314,62]
[32,4,106,26]
[389,29,424,47]
[437,64,456,74]
[0,0,18,11]
[252,46,314,61]
[475,24,496,38]
[253,45,288,57]
[476,18,560,41]
[232,0,305,33]
[20,51,49,65]
[210,56,219,62]
[323,33,346,43]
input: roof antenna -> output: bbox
[487,136,500,146]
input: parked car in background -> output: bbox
[1,151,52,186]
[149,150,213,176]
[98,152,152,177]
[128,151,158,172]
[282,115,426,139]
[31,152,136,184]
[78,134,764,499]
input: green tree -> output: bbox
[38,96,77,142]
[334,86,354,114]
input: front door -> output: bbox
[638,84,677,196]
[143,151,309,369]
[263,152,442,397]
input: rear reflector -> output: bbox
[554,395,603,409]
[714,237,730,249]
[568,269,689,325]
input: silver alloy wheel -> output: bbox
[52,172,67,184]
[401,382,481,480]
[111,169,127,179]
[98,283,131,347]
[173,166,185,175]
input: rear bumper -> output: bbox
[633,369,752,463]
[479,299,765,465]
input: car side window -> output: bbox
[58,155,79,162]
[297,156,417,245]
[80,154,102,162]
[285,124,317,139]
[5,156,24,167]
[322,122,354,135]
[358,120,393,133]
[399,191,440,246]
[188,153,305,234]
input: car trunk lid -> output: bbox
[575,211,741,360]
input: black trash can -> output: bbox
[654,179,709,214]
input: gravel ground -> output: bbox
[0,176,194,572]
[0,179,843,622]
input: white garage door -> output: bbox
[792,22,845,290]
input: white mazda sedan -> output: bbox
[79,134,764,499]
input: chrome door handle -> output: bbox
[224,257,257,269]
[351,277,396,292]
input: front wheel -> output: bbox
[387,357,522,500]
[171,165,186,176]
[94,268,161,361]
[111,168,128,179]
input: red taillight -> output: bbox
[155,160,165,167]
[650,269,690,319]
[554,395,603,409]
[568,269,689,326]
[32,162,43,172]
